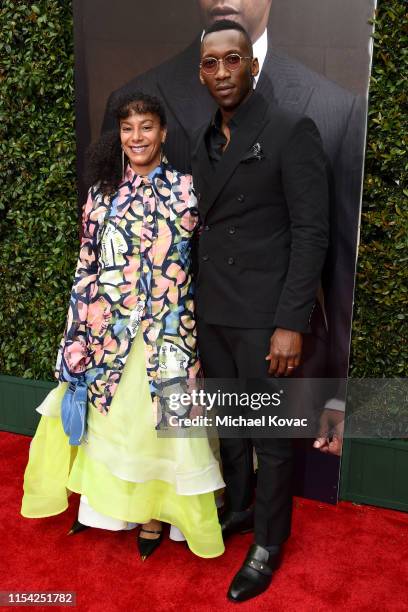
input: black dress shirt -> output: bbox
[205,92,255,165]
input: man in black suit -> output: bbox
[103,0,366,388]
[190,20,329,602]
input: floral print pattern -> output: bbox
[55,161,200,416]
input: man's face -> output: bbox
[200,30,259,111]
[198,0,272,42]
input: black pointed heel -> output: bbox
[67,519,90,536]
[137,527,163,561]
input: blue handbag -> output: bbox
[61,380,88,446]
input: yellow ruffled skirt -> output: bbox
[21,330,225,558]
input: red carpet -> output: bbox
[2,431,408,612]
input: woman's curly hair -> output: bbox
[85,91,167,196]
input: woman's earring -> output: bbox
[122,148,125,179]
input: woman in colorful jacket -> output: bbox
[21,92,224,561]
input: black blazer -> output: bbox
[190,92,329,333]
[102,36,366,376]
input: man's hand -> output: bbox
[265,328,302,377]
[313,408,344,456]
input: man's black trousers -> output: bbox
[197,319,293,547]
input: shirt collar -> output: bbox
[124,158,167,187]
[253,28,268,86]
[211,89,257,132]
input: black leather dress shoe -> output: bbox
[220,509,254,540]
[227,544,281,603]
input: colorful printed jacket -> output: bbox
[55,161,200,415]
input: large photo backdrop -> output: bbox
[74,0,373,141]
[73,0,376,502]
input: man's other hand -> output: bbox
[313,408,344,456]
[265,328,302,377]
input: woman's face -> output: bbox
[120,111,167,176]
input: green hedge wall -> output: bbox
[349,1,407,376]
[0,1,78,379]
[0,0,406,381]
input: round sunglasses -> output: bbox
[200,53,253,75]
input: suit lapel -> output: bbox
[157,37,216,135]
[258,44,315,114]
[199,93,269,218]
[192,124,213,192]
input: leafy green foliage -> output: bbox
[0,1,406,380]
[350,0,408,376]
[0,1,78,379]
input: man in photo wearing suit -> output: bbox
[190,20,329,602]
[102,0,366,390]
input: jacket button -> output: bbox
[228,257,235,265]
[228,226,236,235]
[202,255,209,262]
[237,194,245,202]
[204,225,210,231]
